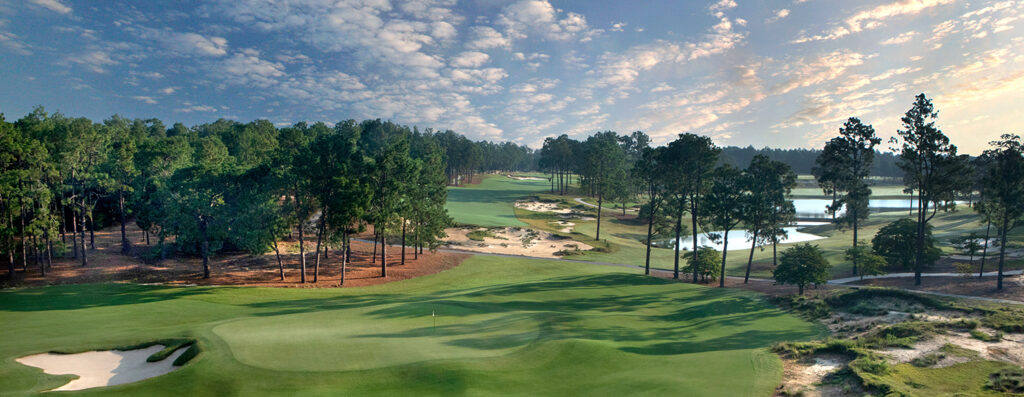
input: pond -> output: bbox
[673,225,825,252]
[792,198,964,218]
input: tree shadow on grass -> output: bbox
[0,283,211,312]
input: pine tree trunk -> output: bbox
[313,214,324,283]
[673,209,682,280]
[79,195,88,267]
[119,190,130,254]
[381,235,387,278]
[401,220,407,266]
[997,212,1009,290]
[719,233,729,288]
[273,240,284,281]
[200,220,210,279]
[299,215,306,283]
[744,229,758,283]
[691,196,700,283]
[372,230,377,263]
[980,220,991,277]
[19,200,27,271]
[87,212,95,250]
[644,198,655,276]
[340,233,348,286]
[596,195,603,241]
[852,212,859,275]
[914,194,926,286]
[44,229,52,272]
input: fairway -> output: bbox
[445,175,550,227]
[0,256,825,396]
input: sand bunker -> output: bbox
[444,227,592,258]
[17,344,189,391]
[514,200,574,214]
[506,174,546,181]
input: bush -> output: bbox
[466,230,495,241]
[773,244,830,295]
[849,352,890,375]
[969,329,1003,342]
[683,246,721,283]
[772,295,831,319]
[953,262,974,278]
[910,352,944,367]
[986,367,1024,393]
[846,301,888,316]
[981,310,1024,333]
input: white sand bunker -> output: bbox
[444,227,593,258]
[17,344,189,391]
[506,174,546,181]
[515,200,574,214]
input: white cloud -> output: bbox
[772,50,867,94]
[880,31,918,45]
[29,0,71,14]
[450,51,490,68]
[766,9,791,24]
[794,0,955,43]
[466,26,510,49]
[159,87,178,94]
[132,96,157,104]
[175,103,217,113]
[216,49,286,88]
[497,0,596,41]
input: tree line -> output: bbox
[539,93,1021,292]
[811,94,1022,290]
[0,108,530,283]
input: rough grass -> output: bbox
[0,255,824,396]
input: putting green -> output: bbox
[445,174,549,227]
[214,305,539,371]
[0,255,825,395]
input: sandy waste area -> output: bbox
[444,227,592,258]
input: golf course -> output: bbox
[0,254,825,395]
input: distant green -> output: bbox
[0,255,825,396]
[445,174,549,227]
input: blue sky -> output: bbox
[0,0,1021,154]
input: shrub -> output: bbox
[953,262,974,278]
[773,244,830,295]
[466,230,495,241]
[981,310,1024,333]
[849,352,890,375]
[683,246,721,283]
[969,329,1003,342]
[985,367,1024,393]
[910,352,944,367]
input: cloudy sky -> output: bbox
[1,0,1022,153]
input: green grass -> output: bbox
[0,255,825,396]
[445,174,550,227]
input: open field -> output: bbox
[0,255,825,395]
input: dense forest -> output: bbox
[0,107,533,282]
[718,146,904,177]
